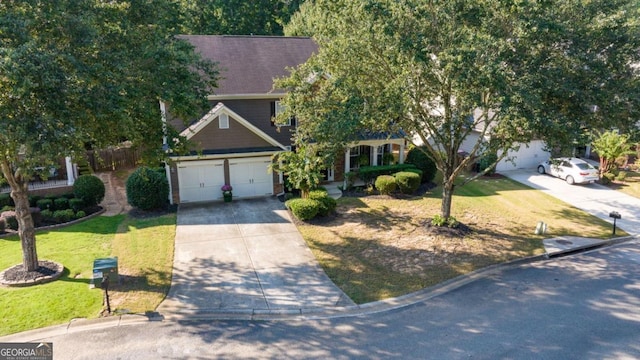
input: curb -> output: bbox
[2,235,636,341]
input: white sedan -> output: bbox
[537,157,599,185]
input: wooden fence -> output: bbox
[87,147,142,172]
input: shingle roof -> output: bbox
[178,35,317,96]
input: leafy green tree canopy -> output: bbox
[278,0,640,218]
[0,0,218,271]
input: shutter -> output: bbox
[270,101,276,126]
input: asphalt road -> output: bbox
[42,239,640,360]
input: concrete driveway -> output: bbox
[502,168,640,236]
[157,198,354,318]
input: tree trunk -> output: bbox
[441,180,454,219]
[13,187,38,271]
[0,160,38,271]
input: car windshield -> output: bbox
[575,163,593,170]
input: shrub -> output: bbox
[0,193,13,208]
[0,219,4,233]
[394,171,421,194]
[405,146,437,183]
[53,209,75,223]
[54,197,70,210]
[358,164,418,184]
[431,214,459,228]
[616,171,627,182]
[375,175,397,195]
[602,172,616,185]
[37,199,54,211]
[308,190,336,217]
[28,195,41,207]
[286,198,320,221]
[2,211,18,231]
[40,209,53,220]
[478,152,498,175]
[126,167,169,211]
[1,206,14,212]
[284,193,296,202]
[75,210,87,219]
[69,198,85,212]
[74,175,105,206]
[431,214,446,227]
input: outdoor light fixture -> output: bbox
[609,211,621,235]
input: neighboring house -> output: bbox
[163,35,408,204]
[457,109,550,172]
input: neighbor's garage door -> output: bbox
[177,160,225,203]
[496,140,550,172]
[229,157,273,198]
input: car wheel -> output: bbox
[566,175,575,185]
[537,165,546,174]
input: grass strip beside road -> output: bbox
[298,176,623,304]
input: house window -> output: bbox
[349,146,361,171]
[271,101,291,127]
[219,113,229,129]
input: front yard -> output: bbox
[298,175,622,304]
[0,173,628,336]
[0,213,175,336]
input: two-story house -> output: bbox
[164,35,407,204]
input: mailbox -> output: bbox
[91,257,118,289]
[609,211,621,235]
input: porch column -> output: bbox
[65,156,75,185]
[399,141,405,164]
[372,145,378,166]
[344,148,351,188]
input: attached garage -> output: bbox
[229,157,273,198]
[496,140,550,172]
[177,160,226,203]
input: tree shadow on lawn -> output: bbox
[308,228,543,304]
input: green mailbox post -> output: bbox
[92,257,118,288]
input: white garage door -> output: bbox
[496,140,550,172]
[177,160,225,203]
[229,157,273,198]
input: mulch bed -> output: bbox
[0,260,64,286]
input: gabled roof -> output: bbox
[180,102,287,150]
[178,35,317,96]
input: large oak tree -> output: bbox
[0,0,217,272]
[279,0,640,218]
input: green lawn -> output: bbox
[608,170,640,199]
[0,213,176,336]
[298,175,625,304]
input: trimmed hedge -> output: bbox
[126,167,169,211]
[37,199,54,211]
[0,193,13,209]
[358,164,418,183]
[74,175,105,207]
[53,209,75,223]
[394,171,421,194]
[405,146,437,183]
[69,198,85,212]
[375,175,397,195]
[286,198,320,221]
[54,197,69,210]
[308,190,336,217]
[1,211,18,231]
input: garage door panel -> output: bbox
[229,158,273,198]
[178,161,225,203]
